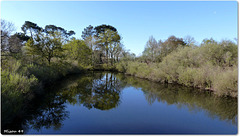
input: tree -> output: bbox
[1,19,16,53]
[8,35,23,54]
[160,35,187,58]
[113,43,124,62]
[96,29,121,66]
[21,21,42,38]
[201,38,217,45]
[94,24,117,37]
[184,35,196,47]
[14,32,30,42]
[94,24,119,66]
[45,25,75,42]
[63,38,91,66]
[81,24,121,66]
[81,25,95,40]
[142,36,159,62]
[141,35,187,62]
[8,33,30,55]
[109,34,121,65]
[82,25,97,66]
[25,31,65,65]
[23,23,75,64]
[1,19,15,38]
[121,49,136,61]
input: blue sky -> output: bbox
[1,1,238,55]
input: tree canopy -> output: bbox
[21,21,42,38]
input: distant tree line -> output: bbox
[138,35,237,68]
[1,19,136,68]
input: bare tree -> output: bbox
[143,36,159,62]
[1,19,16,53]
[184,35,196,47]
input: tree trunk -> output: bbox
[48,57,51,65]
[106,73,108,90]
[99,52,103,64]
[111,53,113,66]
[91,44,94,67]
[106,49,109,67]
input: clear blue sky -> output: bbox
[1,1,238,55]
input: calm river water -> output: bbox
[2,72,238,134]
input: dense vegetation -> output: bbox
[1,19,238,125]
[116,36,238,97]
[1,19,133,100]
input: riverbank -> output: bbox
[114,43,238,98]
[1,58,86,126]
[84,60,237,98]
[115,60,237,98]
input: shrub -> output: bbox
[126,62,139,75]
[150,65,167,82]
[116,61,128,72]
[26,62,81,84]
[135,63,152,78]
[102,63,108,70]
[192,68,207,88]
[178,67,196,87]
[1,70,38,94]
[112,39,238,97]
[212,66,238,97]
[1,58,21,73]
[1,69,38,124]
[115,44,237,97]
[160,50,181,83]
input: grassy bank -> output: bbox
[115,44,238,97]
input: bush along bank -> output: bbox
[1,58,85,126]
[115,46,238,97]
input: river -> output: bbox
[2,72,238,134]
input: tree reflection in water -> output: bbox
[1,72,238,134]
[26,95,69,132]
[1,87,70,134]
[59,72,124,110]
[2,72,125,133]
[117,74,238,126]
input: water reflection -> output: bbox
[1,88,70,134]
[59,72,124,110]
[1,72,238,134]
[117,74,238,126]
